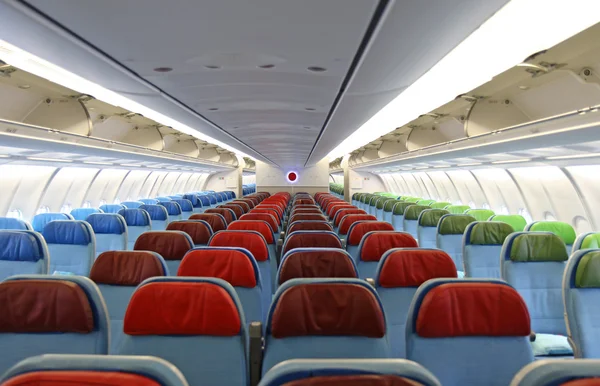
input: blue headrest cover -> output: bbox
[139,198,159,205]
[0,217,30,230]
[155,197,172,203]
[172,199,193,212]
[158,201,182,216]
[199,196,211,206]
[182,194,201,207]
[87,213,126,234]
[99,204,126,214]
[0,231,46,262]
[42,221,93,245]
[207,194,217,205]
[118,209,151,226]
[70,208,102,220]
[139,205,168,221]
[121,201,144,209]
[32,213,71,232]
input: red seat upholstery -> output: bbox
[347,222,396,247]
[279,249,357,285]
[166,220,213,245]
[282,231,342,256]
[334,209,367,227]
[90,251,167,286]
[289,214,328,224]
[133,231,194,261]
[209,231,269,261]
[327,204,354,219]
[178,248,258,288]
[377,249,457,287]
[338,215,377,235]
[240,213,279,232]
[248,209,281,226]
[204,208,236,225]
[288,221,333,234]
[228,220,275,244]
[189,213,227,232]
[219,203,246,217]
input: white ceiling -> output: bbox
[4,0,509,168]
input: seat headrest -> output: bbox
[158,201,182,216]
[189,213,227,232]
[0,279,94,333]
[288,221,333,233]
[178,247,259,288]
[90,251,167,286]
[121,201,144,209]
[86,213,126,235]
[0,217,31,230]
[118,209,151,226]
[338,215,378,236]
[99,204,126,214]
[269,279,386,338]
[579,233,600,249]
[279,248,357,285]
[133,231,194,260]
[155,197,172,203]
[205,208,236,224]
[359,232,418,261]
[241,213,279,229]
[124,278,242,336]
[182,194,201,208]
[444,205,471,215]
[377,249,457,287]
[290,214,327,223]
[527,221,577,245]
[232,201,251,211]
[70,208,102,221]
[572,250,600,288]
[418,209,450,227]
[166,220,213,245]
[209,231,269,261]
[464,209,495,221]
[348,222,395,246]
[504,232,568,262]
[282,375,428,385]
[139,198,159,205]
[283,231,342,254]
[0,231,46,262]
[42,221,93,245]
[139,205,168,221]
[31,213,72,232]
[437,214,476,235]
[333,209,366,226]
[403,205,430,221]
[430,202,451,210]
[228,220,274,243]
[490,214,527,232]
[198,195,211,206]
[466,221,514,245]
[413,280,530,337]
[220,204,244,217]
[391,202,413,215]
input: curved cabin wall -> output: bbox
[377,164,599,233]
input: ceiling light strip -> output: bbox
[546,153,600,160]
[491,158,531,164]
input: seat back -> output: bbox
[278,248,358,286]
[510,359,600,386]
[133,231,193,274]
[155,197,172,203]
[0,231,49,280]
[220,203,245,218]
[86,213,127,256]
[159,201,183,222]
[0,354,189,386]
[99,204,126,214]
[241,213,279,232]
[170,198,194,219]
[525,221,577,253]
[490,214,527,231]
[0,275,109,373]
[118,277,248,386]
[121,201,144,209]
[282,231,342,256]
[430,201,451,209]
[205,208,237,225]
[346,221,395,261]
[287,220,333,234]
[417,209,450,248]
[139,198,159,205]
[259,358,441,386]
[255,205,283,221]
[139,204,169,231]
[402,205,430,240]
[0,218,32,231]
[228,220,274,244]
[444,205,471,214]
[465,209,495,221]
[263,278,390,375]
[31,212,73,232]
[89,251,168,353]
[167,220,213,246]
[70,207,103,221]
[406,278,533,385]
[391,202,413,231]
[179,247,265,323]
[573,232,600,253]
[118,208,151,250]
[197,195,212,209]
[375,198,396,221]
[338,214,377,236]
[43,220,95,275]
[375,248,457,357]
[189,213,227,232]
[464,221,514,278]
[289,213,328,224]
[381,199,401,224]
[355,231,418,279]
[436,214,477,274]
[327,204,354,219]
[182,194,204,214]
[333,208,366,228]
[564,249,600,358]
[232,200,252,212]
[501,232,568,335]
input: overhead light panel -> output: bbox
[83,161,114,165]
[327,0,600,159]
[0,40,252,159]
[27,157,73,163]
[457,162,483,167]
[546,153,600,160]
[491,158,531,164]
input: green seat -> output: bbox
[573,232,600,253]
[417,209,450,248]
[403,205,430,240]
[465,209,495,222]
[445,205,471,215]
[430,202,451,210]
[490,214,527,232]
[525,221,576,252]
[437,214,477,273]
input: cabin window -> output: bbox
[6,209,22,219]
[60,204,72,214]
[36,206,50,214]
[519,208,533,223]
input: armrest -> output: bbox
[365,278,375,287]
[530,331,536,342]
[249,321,263,386]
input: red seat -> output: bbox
[278,248,357,285]
[289,214,328,224]
[288,221,333,234]
[166,220,213,245]
[90,250,168,286]
[334,209,367,227]
[133,231,194,261]
[240,213,279,232]
[327,204,354,219]
[219,203,246,217]
[347,222,397,247]
[255,205,284,219]
[209,231,269,262]
[376,249,458,288]
[228,220,275,244]
[338,214,377,235]
[249,209,282,226]
[204,208,236,225]
[357,231,418,262]
[189,213,227,232]
[231,201,251,212]
[282,231,342,256]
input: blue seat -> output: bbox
[42,220,95,276]
[277,248,357,288]
[118,208,151,250]
[121,201,144,209]
[207,194,218,207]
[259,359,441,386]
[99,204,126,214]
[171,198,194,219]
[0,275,109,374]
[564,249,600,358]
[436,214,476,275]
[510,359,600,386]
[501,232,569,336]
[140,204,169,231]
[155,197,172,203]
[374,248,457,358]
[159,201,183,222]
[262,278,391,375]
[406,278,534,385]
[417,209,450,248]
[133,231,194,274]
[0,217,32,230]
[0,230,49,280]
[86,213,127,256]
[70,207,103,221]
[183,194,204,214]
[402,205,430,241]
[463,221,514,278]
[355,231,417,279]
[0,354,189,386]
[31,212,73,232]
[117,277,248,386]
[179,246,265,323]
[391,202,412,231]
[198,195,211,209]
[89,250,168,354]
[139,198,159,205]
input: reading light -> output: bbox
[327,0,600,159]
